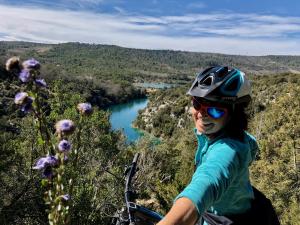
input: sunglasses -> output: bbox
[192,97,228,119]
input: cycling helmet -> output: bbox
[187,66,251,104]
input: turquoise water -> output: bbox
[109,98,148,143]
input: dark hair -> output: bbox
[224,103,249,141]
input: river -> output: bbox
[109,98,148,143]
[109,83,175,143]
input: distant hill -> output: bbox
[1,41,300,85]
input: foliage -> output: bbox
[0,42,299,225]
[0,58,128,224]
[249,81,300,225]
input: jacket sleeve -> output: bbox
[175,141,241,216]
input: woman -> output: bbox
[157,66,280,225]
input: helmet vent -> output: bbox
[225,77,239,91]
[216,67,228,78]
[200,75,213,86]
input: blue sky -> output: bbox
[0,0,300,55]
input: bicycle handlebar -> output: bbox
[111,153,163,225]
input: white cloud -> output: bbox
[0,4,299,55]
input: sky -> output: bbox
[0,0,300,55]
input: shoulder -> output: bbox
[206,138,241,164]
[211,133,258,165]
[213,132,257,151]
[207,136,246,163]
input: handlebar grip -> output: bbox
[132,153,140,164]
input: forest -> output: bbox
[0,41,299,225]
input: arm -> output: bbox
[160,142,240,225]
[157,197,198,225]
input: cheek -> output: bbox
[212,114,229,128]
[217,114,230,127]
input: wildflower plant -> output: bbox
[5,57,94,225]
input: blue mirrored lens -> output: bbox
[207,107,225,119]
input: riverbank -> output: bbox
[108,82,183,143]
[133,86,190,138]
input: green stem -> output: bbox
[69,116,83,199]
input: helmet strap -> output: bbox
[232,104,235,112]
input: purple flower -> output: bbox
[6,56,21,72]
[35,78,47,87]
[43,166,53,178]
[14,92,28,105]
[55,119,75,136]
[61,194,70,201]
[22,58,41,70]
[34,156,58,179]
[33,156,58,170]
[77,103,93,115]
[58,139,72,152]
[20,97,34,113]
[15,93,34,113]
[19,69,31,83]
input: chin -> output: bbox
[203,127,222,135]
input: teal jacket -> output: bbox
[176,129,258,217]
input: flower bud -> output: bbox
[77,103,93,115]
[14,92,28,105]
[41,179,49,187]
[20,97,34,113]
[58,139,72,152]
[57,203,62,211]
[57,174,62,182]
[60,194,70,202]
[55,120,75,136]
[5,56,21,72]
[48,213,54,220]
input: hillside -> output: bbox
[1,41,300,85]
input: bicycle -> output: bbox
[111,153,163,225]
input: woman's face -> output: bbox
[191,98,231,137]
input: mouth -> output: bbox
[203,123,214,129]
